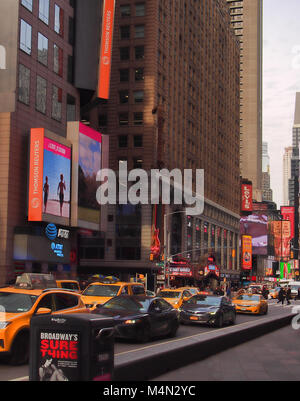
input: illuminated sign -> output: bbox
[241,184,253,212]
[97,0,116,99]
[280,206,295,239]
[28,129,71,222]
[241,235,252,270]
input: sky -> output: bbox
[263,0,300,207]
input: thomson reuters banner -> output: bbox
[28,129,45,221]
[97,0,116,99]
[242,235,252,270]
[241,184,253,212]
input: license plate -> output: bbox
[190,316,198,321]
[241,308,247,311]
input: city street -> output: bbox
[0,299,298,381]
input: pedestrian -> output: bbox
[277,287,285,305]
[286,285,292,305]
[226,286,231,299]
[262,286,269,300]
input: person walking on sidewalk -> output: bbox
[277,287,285,305]
[286,286,292,305]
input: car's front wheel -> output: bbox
[9,332,29,366]
[136,325,150,343]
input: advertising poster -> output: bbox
[280,206,295,239]
[28,129,71,222]
[241,235,252,270]
[271,220,291,260]
[38,330,79,381]
[280,262,291,280]
[78,123,102,224]
[240,214,268,255]
[98,0,116,99]
[43,138,71,219]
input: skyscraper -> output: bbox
[262,142,273,201]
[283,147,293,206]
[227,0,263,194]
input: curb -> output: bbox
[114,313,294,381]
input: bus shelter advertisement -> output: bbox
[38,330,79,381]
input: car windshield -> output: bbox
[82,285,120,297]
[0,292,38,313]
[186,289,198,295]
[102,297,150,312]
[291,286,300,291]
[185,296,221,306]
[159,291,181,298]
[236,295,260,301]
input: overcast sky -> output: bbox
[263,0,300,207]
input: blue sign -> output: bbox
[51,242,64,258]
[45,224,58,240]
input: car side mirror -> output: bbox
[36,307,52,315]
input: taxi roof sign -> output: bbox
[15,273,57,290]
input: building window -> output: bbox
[67,55,74,83]
[133,158,143,168]
[67,94,76,121]
[68,17,74,45]
[135,3,145,16]
[53,44,63,76]
[134,25,145,38]
[36,75,47,114]
[135,45,144,59]
[133,135,143,148]
[39,0,50,25]
[20,20,32,55]
[135,67,144,81]
[98,114,107,127]
[120,47,130,60]
[118,135,128,148]
[54,4,64,36]
[37,33,48,66]
[119,90,129,104]
[21,0,33,12]
[120,25,130,39]
[18,64,30,105]
[119,113,129,126]
[120,68,129,82]
[52,85,62,121]
[133,90,144,103]
[120,5,130,17]
[133,112,143,125]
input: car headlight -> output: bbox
[0,321,11,329]
[124,319,137,324]
[209,311,217,315]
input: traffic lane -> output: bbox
[0,300,296,381]
[114,300,294,354]
[151,324,300,381]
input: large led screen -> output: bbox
[28,128,71,222]
[240,214,268,255]
[43,138,71,218]
[78,124,102,224]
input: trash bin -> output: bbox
[29,313,115,381]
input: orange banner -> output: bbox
[28,128,44,221]
[242,235,252,270]
[97,0,115,99]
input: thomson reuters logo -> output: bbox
[31,198,40,209]
[102,56,110,65]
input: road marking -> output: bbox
[10,376,28,381]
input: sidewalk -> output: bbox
[152,324,300,381]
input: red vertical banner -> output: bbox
[241,184,253,212]
[280,206,295,239]
[28,128,44,221]
[97,0,116,99]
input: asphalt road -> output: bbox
[0,299,297,381]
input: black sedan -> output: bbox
[94,295,180,342]
[179,295,236,327]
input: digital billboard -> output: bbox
[28,129,71,223]
[241,235,252,270]
[280,206,295,239]
[240,214,268,255]
[270,220,291,261]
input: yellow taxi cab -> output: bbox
[177,287,200,296]
[232,293,268,315]
[81,281,146,310]
[0,273,88,365]
[158,288,193,309]
[56,279,81,293]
